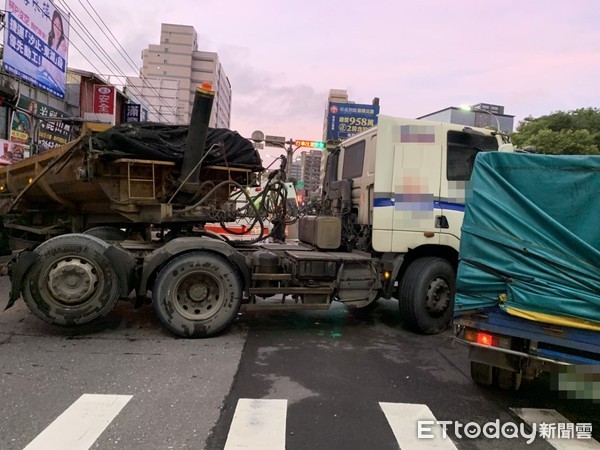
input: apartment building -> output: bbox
[125,77,179,124]
[300,150,322,194]
[140,23,232,128]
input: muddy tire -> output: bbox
[397,257,455,334]
[152,252,242,338]
[22,234,121,325]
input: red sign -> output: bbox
[93,85,115,115]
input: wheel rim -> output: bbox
[46,257,100,305]
[425,276,451,317]
[172,270,225,321]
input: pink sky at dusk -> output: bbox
[62,0,600,161]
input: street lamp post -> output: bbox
[459,105,502,132]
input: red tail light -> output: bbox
[477,333,493,346]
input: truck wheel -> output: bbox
[152,252,242,338]
[22,234,121,325]
[496,368,522,390]
[470,361,493,385]
[397,257,455,334]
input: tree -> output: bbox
[511,108,600,155]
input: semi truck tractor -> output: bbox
[1,85,513,337]
[454,152,600,391]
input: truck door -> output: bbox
[439,129,501,248]
[391,130,442,251]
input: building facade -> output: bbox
[289,160,302,181]
[140,23,232,128]
[300,150,322,194]
[417,103,514,133]
[126,77,179,123]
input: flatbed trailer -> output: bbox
[453,151,600,392]
[455,306,600,390]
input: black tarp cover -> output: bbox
[89,122,263,171]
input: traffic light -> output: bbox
[294,140,326,149]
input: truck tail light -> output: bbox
[463,328,511,349]
[477,333,494,346]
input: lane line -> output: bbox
[224,398,287,450]
[24,394,133,450]
[511,408,600,449]
[379,402,458,449]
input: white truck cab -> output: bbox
[326,115,512,253]
[320,115,512,333]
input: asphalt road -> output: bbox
[0,275,598,450]
[0,275,245,450]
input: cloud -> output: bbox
[59,0,600,139]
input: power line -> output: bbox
[83,0,143,75]
[55,0,178,122]
[74,0,181,122]
[77,0,181,120]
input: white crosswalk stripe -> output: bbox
[224,399,288,450]
[380,402,458,449]
[23,394,132,450]
[511,408,600,449]
[16,395,599,449]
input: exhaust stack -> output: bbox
[179,81,215,191]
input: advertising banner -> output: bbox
[93,85,115,115]
[0,139,15,165]
[326,102,379,141]
[124,103,141,122]
[3,0,70,99]
[92,84,117,124]
[8,95,72,160]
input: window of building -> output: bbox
[447,130,499,181]
[342,140,365,179]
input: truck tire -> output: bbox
[22,234,121,325]
[152,252,242,338]
[397,257,455,334]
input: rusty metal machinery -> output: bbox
[0,83,266,252]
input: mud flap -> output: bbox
[6,251,38,310]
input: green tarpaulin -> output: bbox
[455,152,600,329]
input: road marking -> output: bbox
[224,398,287,450]
[24,394,132,450]
[512,408,600,449]
[380,402,458,449]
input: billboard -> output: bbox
[8,94,72,160]
[92,84,116,125]
[124,103,141,122]
[326,102,379,141]
[3,0,70,99]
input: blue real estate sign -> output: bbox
[326,102,379,141]
[3,0,70,99]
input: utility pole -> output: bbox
[284,139,301,176]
